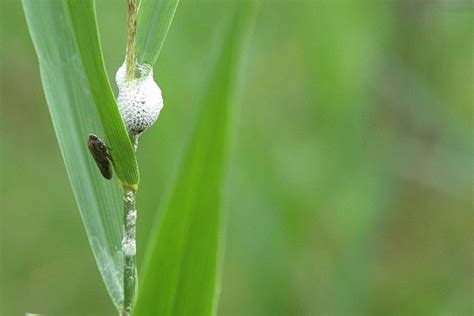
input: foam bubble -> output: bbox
[115,62,163,136]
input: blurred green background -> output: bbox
[1,0,473,315]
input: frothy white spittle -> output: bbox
[127,209,137,224]
[116,62,163,136]
[122,239,136,257]
[124,191,135,203]
[122,209,137,256]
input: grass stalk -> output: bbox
[126,0,137,82]
[122,2,139,314]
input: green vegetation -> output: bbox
[0,0,472,315]
[20,0,251,314]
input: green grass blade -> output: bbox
[133,4,256,315]
[136,0,180,66]
[65,0,139,187]
[22,0,130,308]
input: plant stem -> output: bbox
[121,3,139,314]
[122,188,137,315]
[124,5,139,309]
[126,0,137,82]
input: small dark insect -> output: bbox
[87,134,113,180]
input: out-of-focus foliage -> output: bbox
[1,0,472,315]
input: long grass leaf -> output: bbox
[65,0,139,187]
[23,0,129,308]
[136,0,180,66]
[133,4,256,314]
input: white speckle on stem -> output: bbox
[122,209,137,256]
[123,191,135,204]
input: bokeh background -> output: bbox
[1,0,473,315]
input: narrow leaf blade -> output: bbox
[136,0,180,66]
[134,4,255,314]
[66,0,139,186]
[23,0,125,308]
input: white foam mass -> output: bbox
[115,62,163,135]
[122,209,137,256]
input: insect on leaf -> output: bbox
[87,134,113,180]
